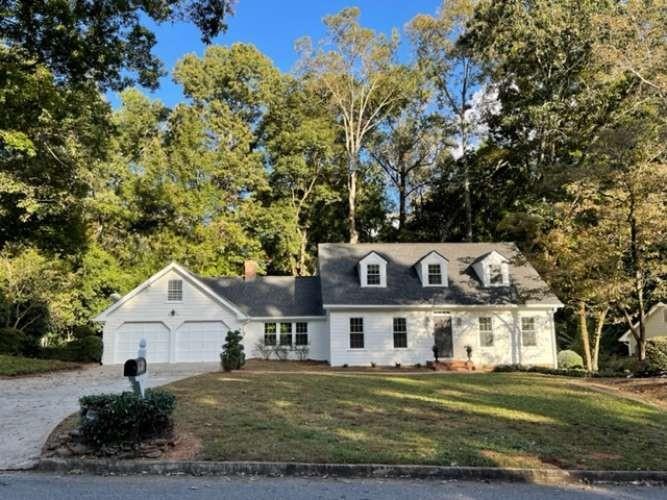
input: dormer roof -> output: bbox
[317,242,562,308]
[414,250,449,266]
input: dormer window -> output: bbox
[367,264,381,285]
[489,264,503,286]
[416,251,448,287]
[358,251,387,287]
[471,251,510,287]
[428,264,442,285]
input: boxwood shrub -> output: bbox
[79,389,176,447]
[645,337,667,374]
[557,349,584,369]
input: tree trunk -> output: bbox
[463,160,472,242]
[628,191,647,362]
[591,306,608,372]
[398,172,407,239]
[348,159,359,244]
[297,228,308,277]
[578,302,592,372]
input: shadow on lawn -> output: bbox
[168,372,667,472]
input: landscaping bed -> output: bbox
[159,371,667,471]
[0,354,81,377]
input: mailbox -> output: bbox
[123,357,147,377]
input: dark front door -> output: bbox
[434,316,453,358]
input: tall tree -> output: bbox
[0,0,235,90]
[263,77,340,275]
[409,0,486,241]
[297,7,414,243]
[369,100,449,238]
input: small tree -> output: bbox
[220,330,245,371]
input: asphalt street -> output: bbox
[1,473,666,500]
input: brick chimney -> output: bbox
[244,260,257,281]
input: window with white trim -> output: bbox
[295,322,308,346]
[427,264,442,285]
[280,322,293,346]
[488,264,504,286]
[366,264,381,285]
[479,317,494,347]
[167,279,183,301]
[393,317,407,348]
[264,323,277,346]
[521,317,537,346]
[349,317,364,349]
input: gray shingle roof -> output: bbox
[199,276,324,317]
[318,242,561,307]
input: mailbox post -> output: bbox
[123,338,148,398]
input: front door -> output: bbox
[433,316,453,358]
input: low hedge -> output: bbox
[493,364,628,378]
[79,389,176,447]
[557,349,584,369]
[41,335,103,363]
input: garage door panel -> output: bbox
[175,321,226,362]
[115,322,170,363]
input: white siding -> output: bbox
[242,318,329,361]
[101,269,242,364]
[626,305,667,355]
[328,308,557,367]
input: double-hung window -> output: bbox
[295,322,309,346]
[366,264,381,285]
[479,317,494,347]
[167,279,183,301]
[280,322,293,346]
[393,318,407,348]
[427,264,442,285]
[264,323,277,346]
[521,317,537,346]
[488,264,504,286]
[349,318,364,349]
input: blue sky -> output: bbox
[108,0,441,108]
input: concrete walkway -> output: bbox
[0,363,217,470]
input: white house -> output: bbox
[619,302,667,355]
[94,242,563,367]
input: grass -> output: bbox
[166,371,667,471]
[0,354,80,377]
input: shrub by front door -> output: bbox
[434,317,453,358]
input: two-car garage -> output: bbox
[111,321,227,364]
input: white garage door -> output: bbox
[175,321,227,362]
[115,322,170,364]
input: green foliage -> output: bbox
[220,330,245,371]
[492,364,627,378]
[557,350,585,369]
[79,389,176,447]
[0,327,27,355]
[645,337,667,373]
[40,336,102,363]
[0,354,79,377]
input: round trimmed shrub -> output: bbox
[646,337,667,373]
[0,327,27,355]
[558,349,584,369]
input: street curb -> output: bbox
[36,458,667,485]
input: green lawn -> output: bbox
[167,371,667,471]
[0,354,80,377]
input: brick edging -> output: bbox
[35,458,667,485]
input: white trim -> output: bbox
[94,262,248,322]
[248,315,326,321]
[619,302,666,342]
[323,303,563,310]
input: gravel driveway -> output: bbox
[0,363,217,470]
